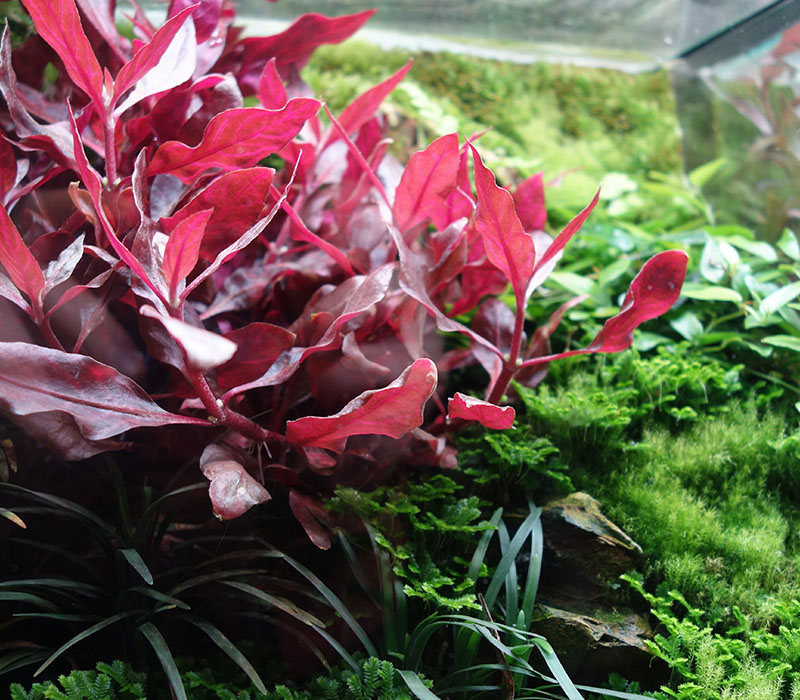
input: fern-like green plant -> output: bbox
[9,661,146,700]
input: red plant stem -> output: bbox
[103,111,118,186]
[35,310,65,352]
[485,299,526,406]
[188,368,284,444]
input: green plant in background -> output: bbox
[9,656,430,700]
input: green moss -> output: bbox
[303,39,682,202]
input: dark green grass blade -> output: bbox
[138,621,187,700]
[182,617,267,695]
[120,549,153,585]
[34,610,138,676]
[398,669,443,700]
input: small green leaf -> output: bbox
[679,283,742,303]
[688,158,726,189]
[724,235,778,262]
[778,229,800,261]
[670,312,704,341]
[762,335,800,353]
[758,281,800,317]
[398,670,441,699]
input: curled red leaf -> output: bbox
[285,358,438,453]
[201,443,270,520]
[448,392,515,430]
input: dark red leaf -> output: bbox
[162,167,274,261]
[147,99,320,183]
[216,323,296,391]
[0,341,207,460]
[289,489,331,549]
[237,10,375,93]
[448,392,515,430]
[201,443,270,520]
[513,172,546,231]
[469,143,533,303]
[162,208,212,302]
[0,136,17,201]
[337,60,412,136]
[169,0,220,43]
[257,58,286,110]
[0,203,44,309]
[19,0,104,106]
[285,358,438,453]
[394,132,459,233]
[114,4,198,114]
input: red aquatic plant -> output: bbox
[0,0,687,545]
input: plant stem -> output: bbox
[486,298,526,405]
[189,369,284,444]
[103,111,118,186]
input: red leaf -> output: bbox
[586,249,689,352]
[147,100,320,183]
[140,305,237,371]
[513,172,546,231]
[448,392,515,430]
[0,136,16,201]
[162,208,212,302]
[0,203,44,309]
[75,0,130,63]
[161,167,275,261]
[114,5,198,114]
[527,191,599,300]
[394,133,460,233]
[337,60,412,136]
[0,341,207,460]
[257,58,287,110]
[289,489,331,550]
[168,0,220,43]
[469,143,533,303]
[216,322,296,391]
[201,443,270,520]
[237,10,375,93]
[518,250,689,370]
[285,358,438,453]
[19,0,103,106]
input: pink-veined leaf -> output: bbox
[387,221,503,360]
[161,167,275,261]
[0,341,208,460]
[518,249,689,370]
[42,233,85,297]
[448,392,515,430]
[216,323,296,391]
[75,0,130,63]
[0,203,44,309]
[147,99,320,182]
[201,443,270,521]
[19,0,104,106]
[394,132,460,233]
[285,358,438,453]
[114,4,198,115]
[257,58,287,110]
[513,172,546,231]
[168,0,219,43]
[469,143,533,303]
[526,190,599,300]
[180,166,293,303]
[237,10,375,93]
[66,106,169,307]
[337,60,412,136]
[140,305,237,371]
[162,208,213,302]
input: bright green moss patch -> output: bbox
[304,39,681,208]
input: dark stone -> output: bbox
[531,492,668,687]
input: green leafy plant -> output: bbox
[10,661,146,700]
